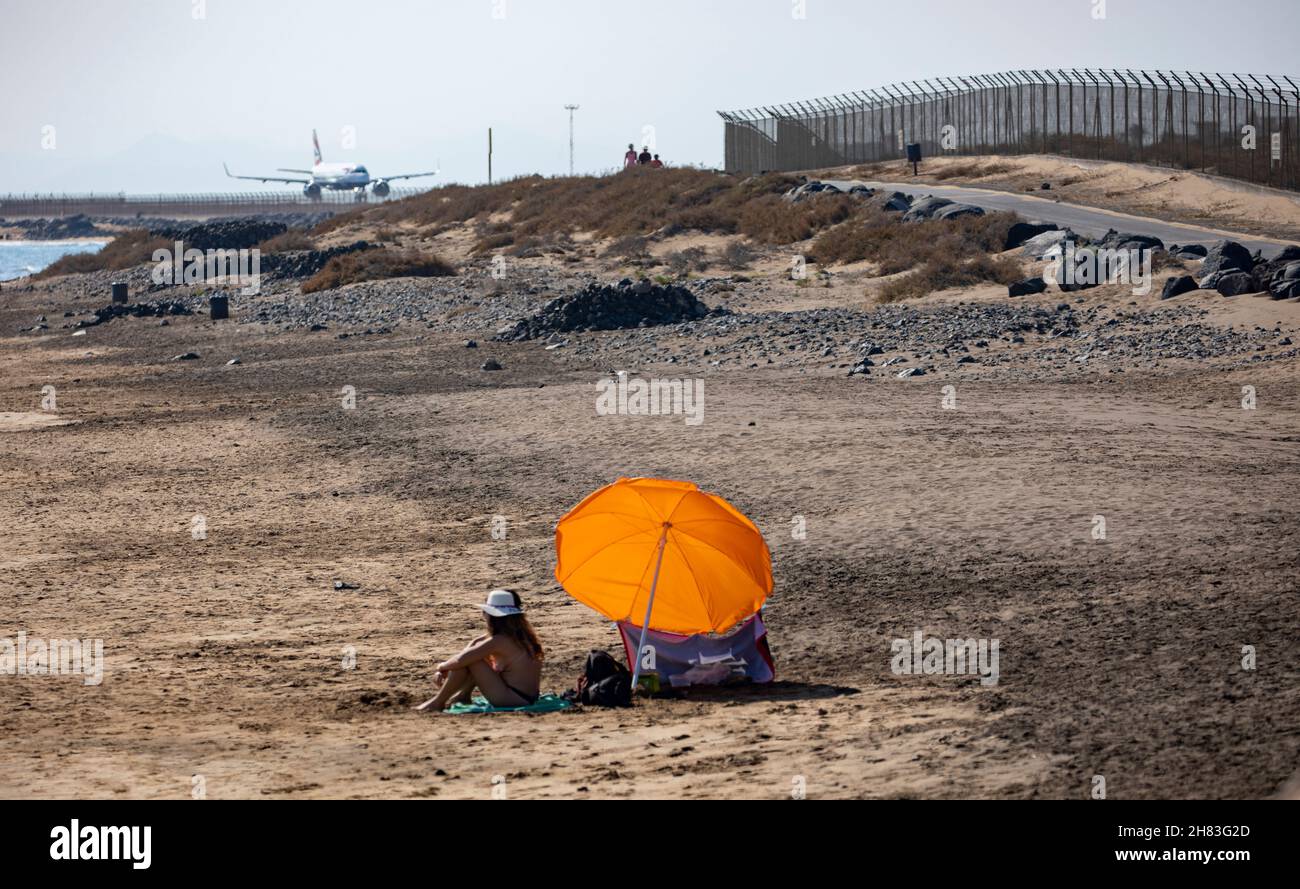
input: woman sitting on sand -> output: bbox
[416,590,543,712]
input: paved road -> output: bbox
[822,179,1296,259]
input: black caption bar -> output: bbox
[1,801,1289,874]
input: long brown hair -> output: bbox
[486,590,543,660]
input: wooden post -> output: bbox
[488,128,493,185]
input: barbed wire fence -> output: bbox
[0,187,431,219]
[718,69,1300,192]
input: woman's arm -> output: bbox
[436,636,499,673]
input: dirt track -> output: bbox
[2,268,1298,798]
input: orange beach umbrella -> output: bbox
[555,477,773,687]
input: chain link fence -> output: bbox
[719,70,1300,191]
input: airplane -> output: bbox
[223,130,437,200]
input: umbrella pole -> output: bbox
[630,526,668,695]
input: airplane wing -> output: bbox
[223,162,310,185]
[376,170,438,182]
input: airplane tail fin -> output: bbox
[312,129,322,166]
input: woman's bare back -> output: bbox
[490,635,541,698]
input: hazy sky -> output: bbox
[2,0,1297,192]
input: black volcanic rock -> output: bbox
[78,299,193,327]
[1160,275,1199,300]
[9,214,105,240]
[495,280,711,341]
[261,241,373,279]
[149,218,288,251]
[1197,240,1254,282]
[1005,221,1058,250]
[1008,277,1048,297]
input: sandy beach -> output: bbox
[2,157,1299,800]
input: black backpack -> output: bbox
[576,650,631,707]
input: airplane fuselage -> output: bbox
[223,130,430,198]
[309,163,371,190]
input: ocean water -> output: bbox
[0,240,107,282]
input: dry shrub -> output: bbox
[665,246,710,276]
[471,231,515,254]
[810,210,1017,272]
[807,207,910,267]
[878,254,1024,303]
[508,233,573,258]
[1151,250,1185,273]
[602,235,651,261]
[807,208,1023,302]
[720,239,758,270]
[930,160,1016,180]
[301,248,456,293]
[35,229,169,279]
[255,230,315,253]
[312,169,861,247]
[736,192,857,242]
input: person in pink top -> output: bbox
[623,144,638,168]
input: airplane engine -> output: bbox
[303,183,322,199]
[371,180,391,197]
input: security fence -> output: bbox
[719,70,1300,191]
[0,187,430,219]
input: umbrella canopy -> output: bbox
[554,477,772,637]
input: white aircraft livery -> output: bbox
[223,130,436,199]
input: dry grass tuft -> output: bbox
[301,248,456,293]
[35,229,169,279]
[808,208,1023,302]
[809,210,1018,272]
[929,160,1017,180]
[878,254,1024,303]
[313,169,862,249]
[255,230,316,253]
[664,246,710,276]
[720,240,758,270]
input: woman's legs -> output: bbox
[415,667,474,712]
[415,659,531,711]
[466,660,530,708]
[446,672,478,705]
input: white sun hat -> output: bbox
[479,589,523,617]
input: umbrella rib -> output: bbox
[670,514,761,535]
[561,509,656,525]
[631,484,691,523]
[556,526,655,584]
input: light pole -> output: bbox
[564,104,579,176]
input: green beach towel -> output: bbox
[446,694,572,715]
